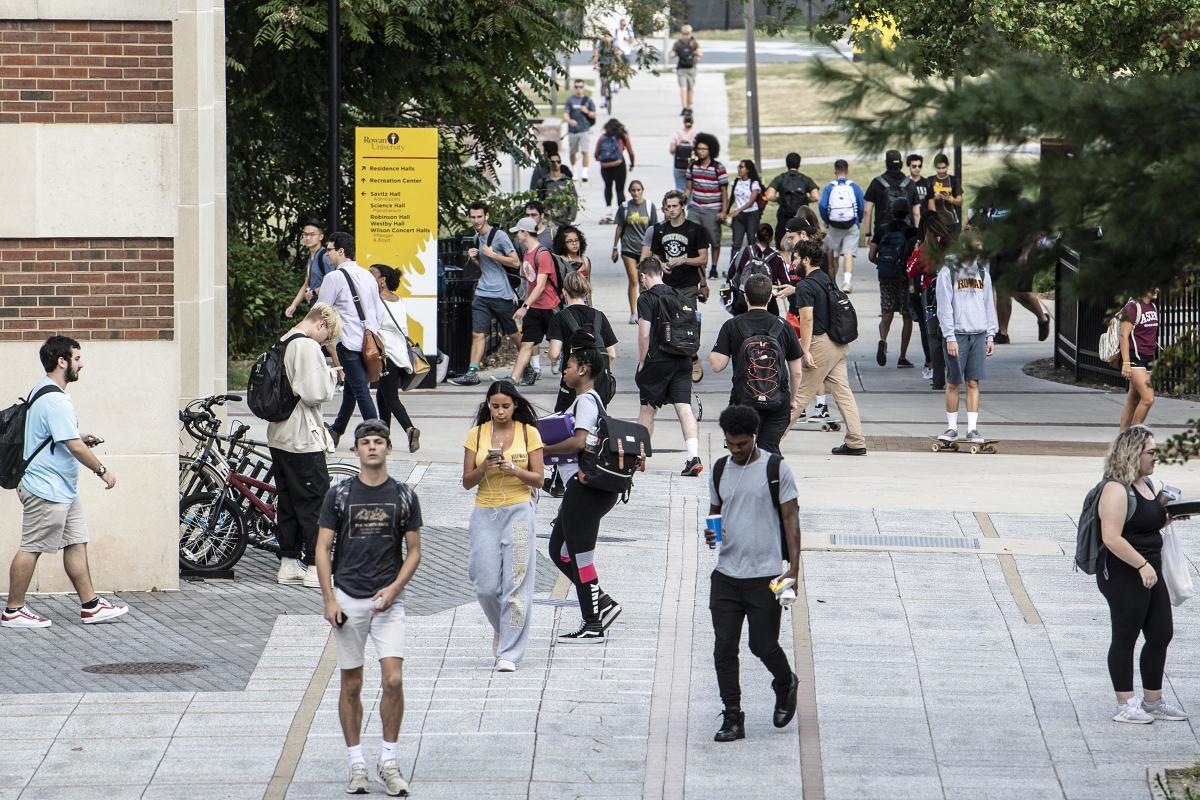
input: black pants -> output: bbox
[601,162,627,207]
[928,322,946,389]
[1098,552,1173,692]
[376,366,414,432]
[268,448,330,565]
[710,570,793,709]
[753,403,790,456]
[909,293,930,365]
[548,476,620,622]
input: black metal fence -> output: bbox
[1055,248,1200,395]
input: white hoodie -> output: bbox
[936,255,998,342]
[266,332,338,453]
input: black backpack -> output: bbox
[820,276,859,345]
[876,173,908,221]
[712,452,790,559]
[1075,478,1144,575]
[247,332,308,422]
[733,317,788,412]
[779,171,812,218]
[0,384,63,490]
[673,142,693,171]
[578,391,652,497]
[558,307,617,405]
[874,225,910,280]
[675,37,697,68]
[654,288,701,358]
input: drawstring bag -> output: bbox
[1161,522,1194,606]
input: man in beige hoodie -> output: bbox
[268,302,343,586]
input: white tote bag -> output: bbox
[1161,522,1194,607]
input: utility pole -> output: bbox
[744,0,761,168]
[328,0,340,231]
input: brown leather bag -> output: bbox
[338,268,387,382]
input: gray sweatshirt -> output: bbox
[936,256,998,342]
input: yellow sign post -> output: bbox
[354,127,439,356]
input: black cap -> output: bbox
[785,217,816,234]
[353,419,391,445]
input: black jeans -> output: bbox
[928,323,946,389]
[601,162,627,207]
[332,343,378,436]
[909,292,930,365]
[268,448,330,565]
[710,570,793,709]
[548,476,620,622]
[1098,552,1173,692]
[376,365,414,432]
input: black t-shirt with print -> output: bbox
[794,269,833,337]
[650,219,709,289]
[319,477,423,599]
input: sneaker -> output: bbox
[994,332,1010,344]
[325,423,341,448]
[376,759,410,796]
[0,605,51,628]
[876,340,887,366]
[812,404,831,420]
[276,557,307,586]
[897,357,914,368]
[449,370,481,386]
[80,596,128,625]
[1143,698,1189,721]
[841,279,853,294]
[557,620,604,643]
[598,593,623,631]
[1038,317,1051,341]
[581,175,588,183]
[795,409,807,422]
[407,427,420,454]
[921,366,934,381]
[773,672,799,728]
[714,708,745,742]
[964,430,985,444]
[691,356,703,383]
[831,444,867,456]
[1113,697,1154,724]
[346,762,369,794]
[495,659,517,673]
[681,457,704,477]
[628,314,637,325]
[302,564,321,588]
[937,428,959,443]
[549,473,565,498]
[518,365,536,386]
[708,267,718,279]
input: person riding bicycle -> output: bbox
[592,31,624,109]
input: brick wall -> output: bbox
[0,21,172,124]
[0,239,174,341]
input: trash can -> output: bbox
[439,266,475,378]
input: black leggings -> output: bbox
[548,475,620,622]
[710,570,793,709]
[928,323,946,389]
[909,292,930,365]
[1098,552,1173,692]
[601,162,627,207]
[376,366,414,432]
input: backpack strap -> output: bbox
[337,268,368,323]
[533,246,562,293]
[22,384,65,462]
[767,453,782,511]
[711,455,729,507]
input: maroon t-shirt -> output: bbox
[1123,300,1158,359]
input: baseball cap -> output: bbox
[510,217,539,234]
[353,419,391,445]
[885,149,903,170]
[785,217,816,235]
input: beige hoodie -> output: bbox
[266,332,337,453]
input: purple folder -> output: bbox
[538,413,576,465]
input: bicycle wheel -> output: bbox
[328,462,360,489]
[179,491,248,573]
[179,455,223,499]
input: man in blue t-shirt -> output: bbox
[563,79,595,182]
[2,336,128,629]
[286,217,333,318]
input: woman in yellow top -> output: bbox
[462,380,545,673]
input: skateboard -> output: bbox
[796,416,842,432]
[929,436,999,455]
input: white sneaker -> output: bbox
[495,659,517,673]
[1113,697,1154,724]
[302,564,322,588]
[0,605,51,628]
[276,557,306,586]
[377,759,410,796]
[841,279,853,293]
[346,762,369,794]
[964,429,985,444]
[812,404,831,420]
[937,429,959,443]
[921,366,933,381]
[1143,697,1189,721]
[81,596,128,624]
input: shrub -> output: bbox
[228,239,303,357]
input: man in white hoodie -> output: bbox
[935,236,998,445]
[268,302,342,586]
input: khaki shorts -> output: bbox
[333,587,406,670]
[18,487,88,553]
[568,131,590,157]
[824,224,860,257]
[677,66,697,89]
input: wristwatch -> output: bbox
[95,465,107,478]
[521,303,530,310]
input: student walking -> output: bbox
[927,152,963,231]
[727,223,793,316]
[461,382,544,672]
[818,160,864,293]
[315,420,423,796]
[1095,425,1188,724]
[727,159,764,254]
[1119,290,1159,431]
[508,217,563,387]
[286,217,333,317]
[765,153,820,250]
[554,224,590,282]
[685,132,729,280]
[707,404,800,742]
[644,190,711,383]
[267,303,341,588]
[670,25,702,114]
[548,271,618,413]
[369,265,421,453]
[935,236,998,446]
[543,336,625,642]
[2,336,128,629]
[669,115,697,192]
[595,118,635,222]
[612,181,658,323]
[872,199,918,369]
[563,78,596,181]
[709,275,804,454]
[861,150,910,295]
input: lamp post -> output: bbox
[744,0,762,168]
[328,0,340,232]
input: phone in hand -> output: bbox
[488,448,503,461]
[335,611,347,628]
[82,435,104,448]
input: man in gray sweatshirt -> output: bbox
[935,246,998,444]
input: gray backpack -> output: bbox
[1074,478,1152,574]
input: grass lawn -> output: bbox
[694,27,815,43]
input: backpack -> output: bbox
[558,307,617,405]
[0,384,64,490]
[736,246,775,291]
[246,332,308,422]
[733,317,788,411]
[732,178,767,214]
[673,141,693,171]
[826,179,858,229]
[778,171,811,218]
[653,288,701,358]
[876,173,908,220]
[533,246,571,309]
[1075,478,1148,575]
[676,37,697,68]
[874,225,910,280]
[712,452,790,559]
[821,276,859,345]
[597,133,621,163]
[578,391,652,497]
[1099,301,1138,367]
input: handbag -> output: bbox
[379,297,431,378]
[1161,521,1194,607]
[338,268,387,383]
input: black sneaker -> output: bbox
[549,472,565,498]
[598,593,622,631]
[518,365,536,386]
[708,267,718,279]
[324,423,341,448]
[994,333,1011,344]
[773,673,798,728]
[557,620,604,643]
[812,404,830,420]
[1038,317,1051,341]
[876,339,887,366]
[896,357,914,368]
[714,708,745,742]
[681,457,704,477]
[449,370,481,386]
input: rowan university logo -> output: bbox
[387,132,399,145]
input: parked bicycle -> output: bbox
[178,394,358,573]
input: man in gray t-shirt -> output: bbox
[705,404,800,743]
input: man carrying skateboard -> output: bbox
[935,233,998,446]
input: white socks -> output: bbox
[349,741,398,767]
[381,740,398,763]
[946,411,958,431]
[685,438,699,459]
[348,745,365,768]
[967,412,979,432]
[531,355,541,371]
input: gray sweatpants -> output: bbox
[468,500,538,664]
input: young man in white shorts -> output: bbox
[317,419,423,796]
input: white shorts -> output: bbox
[333,587,406,670]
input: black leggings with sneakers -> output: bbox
[548,475,620,622]
[1098,551,1173,693]
[601,162,627,208]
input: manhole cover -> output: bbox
[82,662,203,675]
